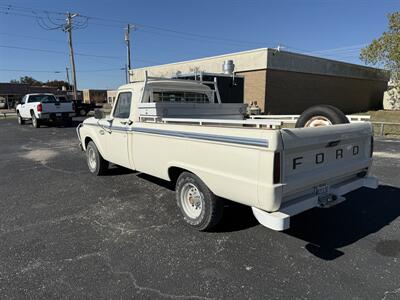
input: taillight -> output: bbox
[370,136,374,157]
[273,152,281,184]
[37,103,42,112]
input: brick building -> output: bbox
[83,89,107,104]
[0,83,84,108]
[0,83,57,108]
[130,48,390,114]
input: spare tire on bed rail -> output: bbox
[295,105,349,128]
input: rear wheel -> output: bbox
[79,108,87,116]
[31,112,40,128]
[86,141,109,175]
[295,105,349,128]
[175,172,223,231]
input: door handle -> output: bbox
[120,120,133,125]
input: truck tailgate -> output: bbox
[42,102,73,113]
[280,123,373,202]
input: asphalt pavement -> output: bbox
[0,117,399,299]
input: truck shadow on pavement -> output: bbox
[286,185,400,260]
[107,172,400,245]
[23,120,82,128]
[136,173,260,232]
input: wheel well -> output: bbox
[84,137,93,148]
[168,167,187,184]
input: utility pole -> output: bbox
[65,67,71,90]
[124,24,135,83]
[124,64,128,84]
[65,13,78,100]
[35,11,87,99]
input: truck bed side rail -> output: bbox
[160,117,282,129]
[250,114,371,123]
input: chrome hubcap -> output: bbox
[180,183,203,219]
[88,148,96,170]
[304,116,332,127]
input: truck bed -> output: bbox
[127,119,373,211]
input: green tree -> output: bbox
[45,80,71,90]
[10,76,43,86]
[360,12,400,108]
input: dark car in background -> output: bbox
[55,95,94,116]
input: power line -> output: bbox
[0,68,62,73]
[0,32,117,45]
[0,68,125,73]
[0,32,64,43]
[0,44,160,64]
[0,44,122,59]
[305,44,367,55]
[0,2,369,64]
[0,3,277,47]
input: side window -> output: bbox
[113,92,132,119]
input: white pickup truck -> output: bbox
[76,74,378,231]
[16,93,75,128]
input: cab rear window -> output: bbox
[56,96,71,103]
[28,95,57,103]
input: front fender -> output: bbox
[79,124,108,159]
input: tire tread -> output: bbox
[176,172,223,231]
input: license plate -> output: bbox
[315,184,329,196]
[56,113,61,117]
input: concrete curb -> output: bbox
[1,111,17,118]
[0,111,17,119]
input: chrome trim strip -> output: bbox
[82,122,268,147]
[132,127,268,147]
[76,123,83,142]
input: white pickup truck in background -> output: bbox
[77,74,378,231]
[16,93,75,128]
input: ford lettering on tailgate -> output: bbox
[286,143,363,175]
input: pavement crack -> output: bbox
[382,287,400,300]
[101,252,214,300]
[0,210,87,237]
[62,251,214,299]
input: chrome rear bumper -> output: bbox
[252,176,378,231]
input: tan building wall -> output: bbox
[107,90,117,104]
[236,70,267,112]
[83,89,107,104]
[264,69,387,114]
[130,48,390,114]
[130,48,268,81]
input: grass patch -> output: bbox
[353,110,400,137]
[356,110,400,123]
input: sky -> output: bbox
[0,0,399,89]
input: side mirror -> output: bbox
[94,109,104,119]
